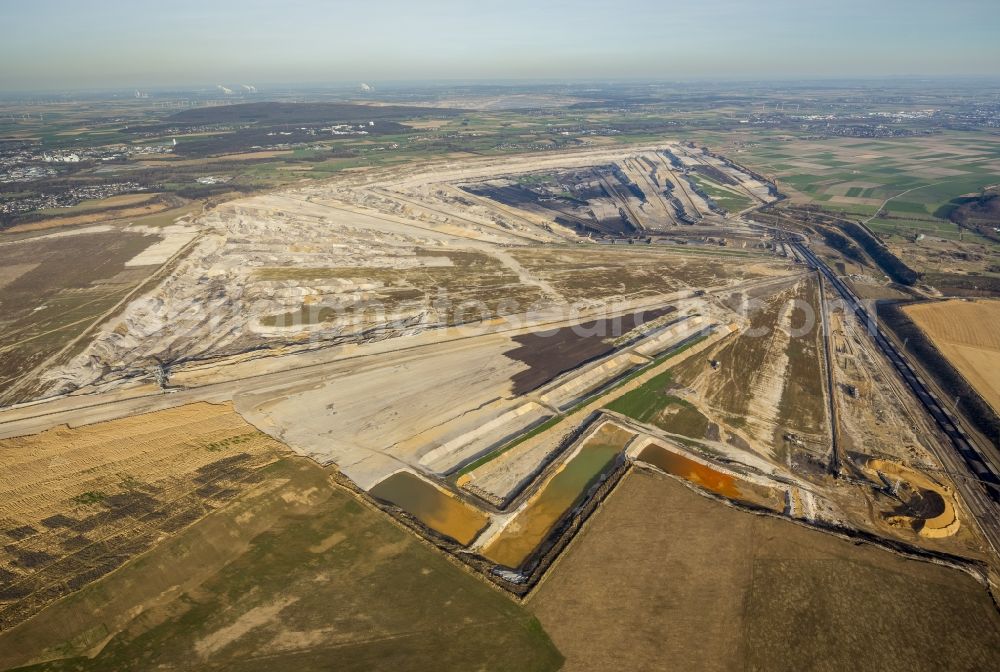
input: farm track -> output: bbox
[863,181,949,225]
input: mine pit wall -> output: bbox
[438,413,556,481]
[420,402,554,476]
[457,327,715,505]
[702,148,779,196]
[460,412,606,511]
[471,419,639,560]
[538,354,646,411]
[460,325,718,510]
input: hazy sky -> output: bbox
[3,0,998,90]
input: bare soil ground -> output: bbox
[661,276,829,463]
[235,335,527,489]
[505,306,675,394]
[530,468,1000,672]
[904,299,1000,411]
[830,301,961,468]
[37,194,554,399]
[22,146,786,404]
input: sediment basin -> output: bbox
[369,471,489,545]
[481,423,633,568]
[635,443,784,511]
[636,444,742,499]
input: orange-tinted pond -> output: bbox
[481,423,633,569]
[637,444,742,499]
[369,471,488,546]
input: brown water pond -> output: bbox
[481,423,633,569]
[637,444,742,499]
[369,471,489,546]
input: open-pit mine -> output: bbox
[1,142,999,669]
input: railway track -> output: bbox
[815,272,841,475]
[791,241,1000,561]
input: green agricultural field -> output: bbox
[732,132,1000,235]
[867,216,965,241]
[1,457,564,672]
[729,130,1000,279]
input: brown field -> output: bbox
[0,444,562,671]
[404,119,452,130]
[4,195,167,233]
[904,299,1000,411]
[138,149,294,166]
[0,402,288,631]
[33,193,158,216]
[530,468,1000,672]
[0,229,162,402]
